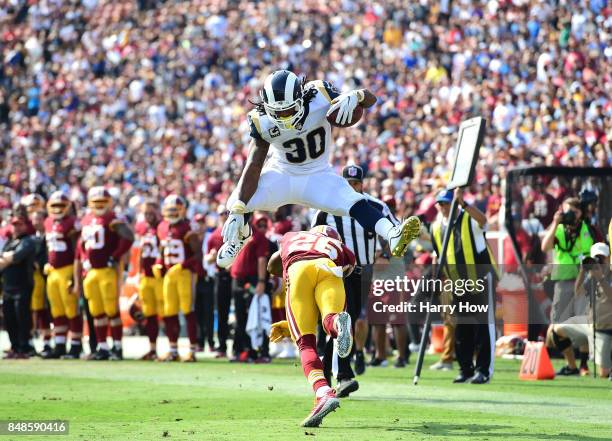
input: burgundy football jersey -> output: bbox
[44,216,79,268]
[135,220,160,277]
[157,219,194,270]
[280,231,355,277]
[80,211,123,269]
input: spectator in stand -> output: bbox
[0,1,609,231]
[504,214,534,274]
[579,189,605,243]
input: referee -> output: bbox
[313,164,398,397]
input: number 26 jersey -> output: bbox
[280,231,355,277]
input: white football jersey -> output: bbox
[247,80,340,175]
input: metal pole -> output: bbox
[413,195,460,385]
[591,281,597,379]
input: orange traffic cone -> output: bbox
[519,342,555,380]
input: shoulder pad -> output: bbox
[307,80,340,103]
[247,110,264,141]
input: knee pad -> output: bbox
[552,330,572,352]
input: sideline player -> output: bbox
[80,187,134,360]
[217,70,421,268]
[43,192,83,359]
[134,199,163,360]
[267,225,354,427]
[154,195,202,362]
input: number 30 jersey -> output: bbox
[80,212,125,269]
[44,216,80,268]
[247,81,340,175]
[280,231,355,277]
[156,219,195,270]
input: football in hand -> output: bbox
[327,105,364,128]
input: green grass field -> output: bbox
[0,355,610,441]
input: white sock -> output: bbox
[98,342,109,351]
[375,218,395,239]
[315,385,332,398]
[55,336,66,344]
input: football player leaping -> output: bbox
[267,225,355,427]
[217,70,421,268]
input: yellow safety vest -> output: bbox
[552,222,594,280]
[431,210,499,282]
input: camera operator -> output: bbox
[0,212,37,358]
[551,243,612,378]
[541,197,595,322]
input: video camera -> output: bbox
[581,255,605,269]
[560,210,577,225]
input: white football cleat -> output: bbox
[334,312,353,359]
[388,216,421,258]
[216,225,251,269]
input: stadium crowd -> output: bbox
[0,0,610,224]
[0,1,611,375]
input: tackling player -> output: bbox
[154,195,202,362]
[134,199,163,360]
[80,187,134,360]
[267,225,355,427]
[217,70,421,268]
[43,192,83,359]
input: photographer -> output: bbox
[551,243,612,378]
[541,197,595,322]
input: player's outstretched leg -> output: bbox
[348,199,421,257]
[297,334,340,427]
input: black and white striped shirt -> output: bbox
[312,194,399,266]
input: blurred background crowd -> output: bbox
[0,0,610,228]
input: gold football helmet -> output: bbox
[46,191,72,220]
[162,195,187,224]
[87,186,113,216]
